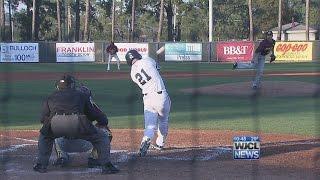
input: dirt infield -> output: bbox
[0,70,320,179]
[0,129,319,180]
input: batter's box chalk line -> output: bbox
[0,135,233,163]
[0,144,36,153]
[114,146,232,162]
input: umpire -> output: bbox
[33,74,119,174]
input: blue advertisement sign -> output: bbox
[165,43,202,61]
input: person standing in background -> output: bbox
[106,41,121,71]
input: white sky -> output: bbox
[4,2,27,13]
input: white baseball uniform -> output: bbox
[130,56,171,147]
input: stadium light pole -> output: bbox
[209,0,213,42]
[111,0,115,42]
[277,0,282,40]
[208,0,213,62]
[173,4,177,42]
[305,0,310,41]
[130,0,136,42]
[8,0,12,41]
[0,0,4,41]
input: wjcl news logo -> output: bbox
[233,136,260,160]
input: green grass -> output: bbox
[0,62,319,136]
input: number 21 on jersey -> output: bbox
[135,69,152,85]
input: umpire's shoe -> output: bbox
[139,137,151,157]
[33,163,47,173]
[102,162,120,174]
[88,157,101,168]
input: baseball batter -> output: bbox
[125,49,171,156]
[232,31,276,89]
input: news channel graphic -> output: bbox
[233,136,260,160]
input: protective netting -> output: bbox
[0,43,320,180]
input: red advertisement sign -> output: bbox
[216,41,254,62]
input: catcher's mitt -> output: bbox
[95,123,113,142]
[270,54,276,63]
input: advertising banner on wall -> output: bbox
[0,43,39,63]
[274,42,313,61]
[216,41,254,62]
[116,43,149,61]
[56,43,95,62]
[165,43,202,61]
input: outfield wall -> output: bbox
[0,41,319,63]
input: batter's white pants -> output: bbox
[142,91,171,147]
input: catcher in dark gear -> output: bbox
[34,74,118,174]
[53,83,113,168]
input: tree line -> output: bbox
[0,0,319,42]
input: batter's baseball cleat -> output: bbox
[139,138,151,157]
[88,157,101,168]
[232,62,238,70]
[101,162,120,174]
[270,58,275,63]
[33,163,47,173]
[150,144,163,151]
[252,85,261,91]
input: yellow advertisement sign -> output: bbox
[274,42,313,61]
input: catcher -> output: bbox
[53,83,113,168]
[33,74,119,174]
[232,30,276,90]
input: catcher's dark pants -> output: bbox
[37,115,110,167]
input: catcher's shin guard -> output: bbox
[54,138,69,157]
[89,148,98,159]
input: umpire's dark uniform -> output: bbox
[34,75,118,174]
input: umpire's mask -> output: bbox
[56,74,76,90]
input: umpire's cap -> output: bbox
[125,50,142,66]
[56,74,76,90]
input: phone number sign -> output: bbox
[165,43,202,61]
[0,43,39,63]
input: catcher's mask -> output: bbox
[56,74,76,90]
[125,49,142,66]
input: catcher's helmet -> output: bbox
[56,74,76,90]
[125,50,142,66]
